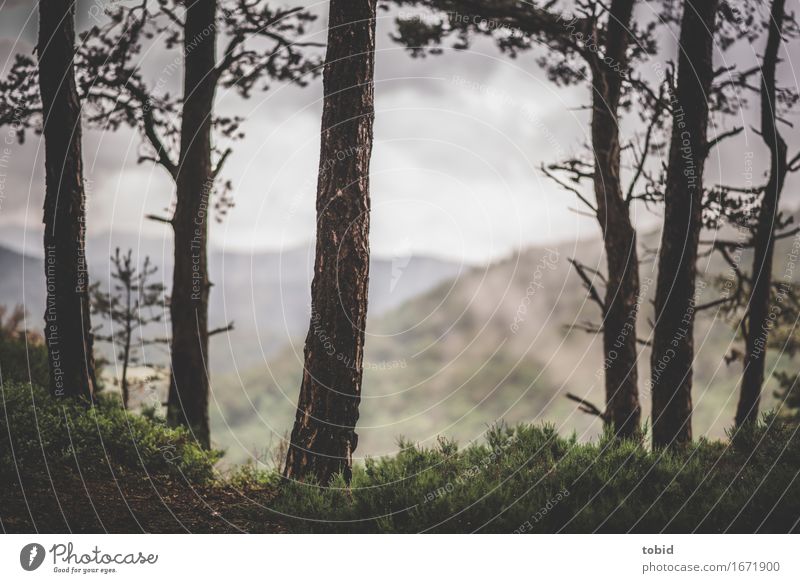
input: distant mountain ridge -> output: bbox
[0,236,464,372]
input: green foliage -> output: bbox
[0,382,220,484]
[224,462,281,490]
[274,419,800,533]
[773,371,800,422]
[0,305,49,387]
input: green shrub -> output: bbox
[0,308,49,387]
[224,461,282,490]
[274,419,800,533]
[0,382,220,483]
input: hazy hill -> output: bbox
[0,245,45,319]
[0,237,462,372]
[211,228,795,464]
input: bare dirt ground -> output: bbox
[1,470,286,533]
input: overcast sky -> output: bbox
[1,0,798,264]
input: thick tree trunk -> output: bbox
[651,0,719,449]
[284,0,377,485]
[737,0,788,427]
[38,0,97,399]
[166,0,217,448]
[592,0,641,438]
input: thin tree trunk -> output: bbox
[121,354,130,408]
[284,0,377,485]
[38,0,97,399]
[166,0,217,448]
[651,0,719,448]
[736,0,788,427]
[592,0,641,438]
[122,309,132,409]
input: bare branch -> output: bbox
[704,125,744,157]
[213,147,233,178]
[565,392,606,420]
[146,214,173,225]
[570,258,605,312]
[541,162,598,214]
[209,321,235,337]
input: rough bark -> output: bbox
[38,0,97,399]
[166,0,217,448]
[651,0,719,448]
[284,0,377,485]
[591,0,642,438]
[736,0,788,427]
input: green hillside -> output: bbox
[210,228,793,465]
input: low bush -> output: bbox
[274,420,800,533]
[0,382,220,484]
[0,306,49,388]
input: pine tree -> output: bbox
[736,0,791,427]
[91,249,167,408]
[387,0,662,437]
[284,0,378,485]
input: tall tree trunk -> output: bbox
[38,0,97,399]
[736,0,788,427]
[592,0,641,438]
[166,0,217,448]
[651,0,719,448]
[284,0,377,485]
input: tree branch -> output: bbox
[570,258,605,312]
[565,392,606,420]
[209,321,235,337]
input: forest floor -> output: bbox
[1,383,289,533]
[1,471,286,533]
